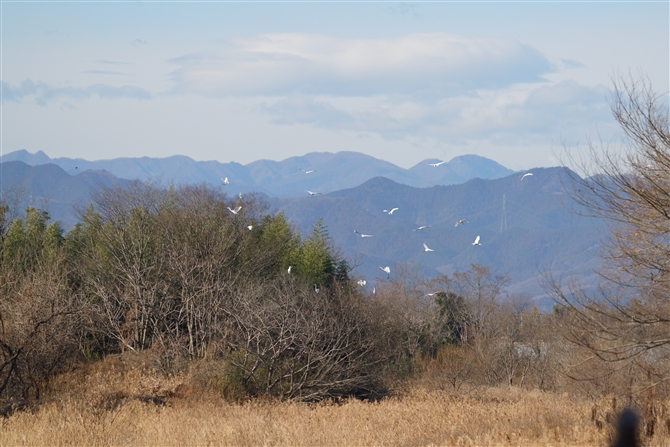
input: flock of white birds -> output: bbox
[221,165,535,288]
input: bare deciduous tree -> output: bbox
[553,75,670,391]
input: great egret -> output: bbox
[357,279,367,286]
[455,219,468,227]
[472,236,482,246]
[521,173,533,181]
[413,225,432,232]
[307,190,322,196]
[300,168,316,174]
[287,266,292,274]
[221,177,230,185]
[227,206,242,215]
[380,266,391,275]
[423,243,435,252]
[354,230,373,238]
[247,225,253,230]
[383,208,399,215]
[428,161,445,167]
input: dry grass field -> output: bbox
[0,354,638,447]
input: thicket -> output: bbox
[0,179,579,409]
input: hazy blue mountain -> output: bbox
[0,158,604,307]
[409,154,515,186]
[0,161,131,228]
[2,150,514,197]
[271,167,605,308]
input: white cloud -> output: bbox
[259,81,614,146]
[168,32,553,97]
[1,80,152,105]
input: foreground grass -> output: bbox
[0,355,635,446]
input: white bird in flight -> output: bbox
[354,230,373,238]
[247,225,253,230]
[428,161,445,167]
[413,225,432,232]
[221,177,230,185]
[521,173,533,181]
[300,168,316,174]
[227,206,242,215]
[307,190,322,196]
[455,219,468,227]
[472,236,482,246]
[357,279,366,286]
[380,266,391,275]
[423,243,435,252]
[383,208,399,215]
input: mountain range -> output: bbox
[1,149,514,197]
[0,150,604,308]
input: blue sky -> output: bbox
[2,1,668,170]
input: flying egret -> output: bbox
[221,177,230,185]
[354,230,373,238]
[227,206,242,215]
[380,266,391,275]
[472,236,482,246]
[307,190,322,196]
[383,208,399,215]
[300,168,316,174]
[428,161,445,167]
[521,173,533,181]
[455,219,468,227]
[423,243,435,252]
[247,225,253,230]
[357,280,367,286]
[413,225,432,232]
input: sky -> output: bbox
[2,1,668,171]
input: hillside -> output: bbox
[272,167,605,307]
[0,158,603,306]
[0,161,130,227]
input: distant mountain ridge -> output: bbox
[2,150,514,197]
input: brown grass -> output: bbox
[0,354,639,446]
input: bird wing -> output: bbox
[473,236,480,245]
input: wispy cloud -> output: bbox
[260,81,612,143]
[82,70,130,76]
[95,59,130,65]
[168,32,554,97]
[2,80,151,105]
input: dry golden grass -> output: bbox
[0,354,639,446]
